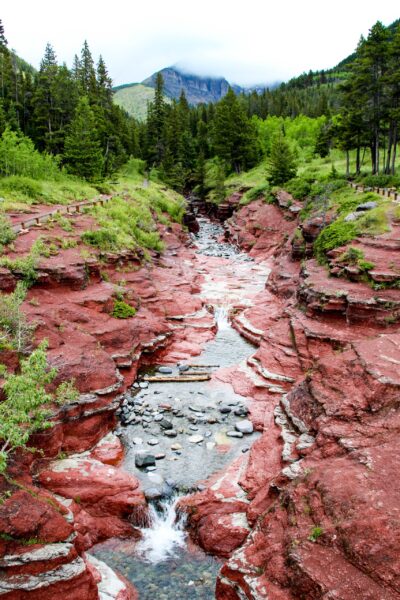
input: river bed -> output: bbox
[92,217,270,598]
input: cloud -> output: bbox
[2,0,399,86]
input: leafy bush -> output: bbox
[0,283,33,351]
[314,220,358,260]
[285,177,312,200]
[0,215,16,247]
[111,300,136,318]
[360,174,400,189]
[0,128,60,179]
[0,341,80,473]
[0,254,38,287]
[0,236,52,286]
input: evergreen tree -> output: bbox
[80,40,97,101]
[32,43,59,151]
[146,73,167,165]
[63,96,103,180]
[384,25,400,174]
[212,88,258,172]
[267,132,297,185]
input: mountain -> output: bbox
[113,66,245,119]
[142,66,243,104]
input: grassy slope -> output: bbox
[0,159,186,260]
[113,84,171,120]
[224,148,399,259]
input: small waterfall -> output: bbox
[136,496,187,563]
[214,304,231,330]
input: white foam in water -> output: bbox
[214,304,230,330]
[136,496,187,563]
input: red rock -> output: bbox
[89,433,124,465]
[0,490,73,543]
[38,457,146,522]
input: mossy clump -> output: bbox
[314,220,358,261]
[111,300,136,319]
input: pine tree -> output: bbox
[0,20,7,48]
[146,73,167,165]
[267,132,297,185]
[80,41,97,101]
[63,96,103,180]
[212,88,258,172]
[384,25,400,174]
[32,43,59,151]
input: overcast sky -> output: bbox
[2,1,399,86]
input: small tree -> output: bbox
[0,341,79,473]
[267,133,297,185]
[63,96,103,180]
[0,283,33,352]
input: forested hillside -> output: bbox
[1,18,400,198]
[0,22,140,180]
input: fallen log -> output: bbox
[143,374,211,382]
[188,364,220,368]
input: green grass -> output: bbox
[113,84,171,121]
[0,174,98,213]
[81,159,185,254]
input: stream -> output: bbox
[92,217,270,598]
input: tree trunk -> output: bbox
[391,125,397,175]
[385,125,393,175]
[356,147,360,175]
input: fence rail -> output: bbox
[347,181,400,202]
[11,195,114,234]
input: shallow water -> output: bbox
[92,218,269,598]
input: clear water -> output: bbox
[93,496,221,599]
[92,218,270,598]
[136,496,187,563]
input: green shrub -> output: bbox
[111,300,136,319]
[82,229,120,251]
[51,213,73,232]
[0,128,60,180]
[338,246,364,264]
[94,182,112,195]
[285,177,312,200]
[314,220,357,261]
[0,254,38,287]
[358,260,375,272]
[0,236,52,286]
[360,174,400,189]
[308,526,323,542]
[0,215,16,247]
[0,176,43,200]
